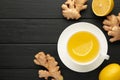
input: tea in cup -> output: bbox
[67,31,100,64]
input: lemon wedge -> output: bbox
[92,0,114,16]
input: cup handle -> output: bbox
[104,55,110,60]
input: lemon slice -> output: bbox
[92,0,114,16]
[72,41,93,56]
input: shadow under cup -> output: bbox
[67,31,109,65]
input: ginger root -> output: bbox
[34,52,63,80]
[61,0,87,20]
[103,13,120,42]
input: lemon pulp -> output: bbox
[92,0,114,16]
[67,31,100,63]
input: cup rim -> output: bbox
[66,31,101,65]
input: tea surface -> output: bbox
[67,31,100,63]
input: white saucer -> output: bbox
[57,22,108,72]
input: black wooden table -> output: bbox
[0,0,120,80]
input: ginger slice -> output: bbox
[61,0,87,20]
[34,52,63,80]
[103,13,120,42]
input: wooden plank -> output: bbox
[0,44,120,69]
[0,44,66,69]
[0,18,107,44]
[0,19,66,44]
[1,65,120,80]
[0,68,101,80]
[0,0,120,18]
[0,69,39,80]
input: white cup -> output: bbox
[57,22,109,72]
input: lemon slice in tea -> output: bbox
[72,41,93,56]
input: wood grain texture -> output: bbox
[0,0,120,80]
[0,44,63,69]
[0,0,120,18]
[0,69,39,80]
[0,69,100,80]
[0,19,106,44]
